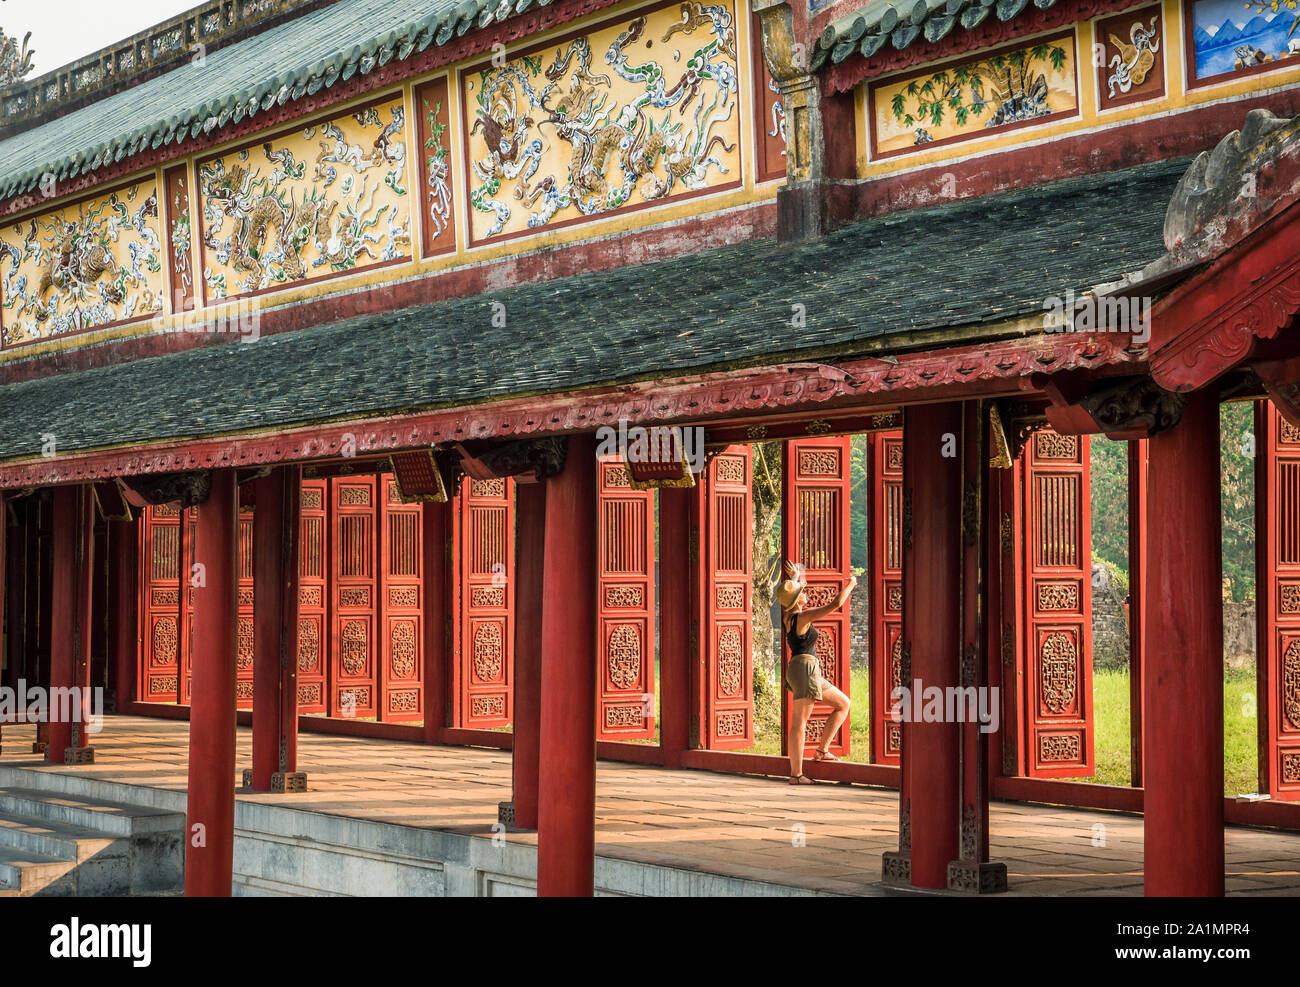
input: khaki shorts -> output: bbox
[785,654,823,702]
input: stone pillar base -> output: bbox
[497,801,515,828]
[947,860,1008,894]
[242,769,308,792]
[881,850,911,887]
[57,746,94,764]
[32,742,47,754]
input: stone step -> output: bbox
[0,809,125,863]
[0,843,77,896]
[0,788,183,837]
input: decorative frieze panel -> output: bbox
[1095,5,1164,110]
[1188,0,1300,87]
[461,0,742,245]
[197,93,411,302]
[414,76,456,258]
[870,33,1078,160]
[1,177,165,347]
[750,11,786,184]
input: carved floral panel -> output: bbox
[461,0,743,245]
[1,178,165,346]
[197,93,411,301]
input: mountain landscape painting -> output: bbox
[1191,0,1300,80]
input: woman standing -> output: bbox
[776,560,856,784]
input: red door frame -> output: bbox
[869,429,903,765]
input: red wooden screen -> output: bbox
[869,429,904,765]
[331,475,378,718]
[380,475,424,722]
[1020,429,1095,777]
[297,479,328,714]
[236,507,254,710]
[1258,401,1300,800]
[180,507,195,705]
[782,437,852,757]
[454,477,515,728]
[596,459,657,740]
[700,446,754,749]
[139,504,183,703]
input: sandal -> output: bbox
[813,748,838,762]
[788,774,817,785]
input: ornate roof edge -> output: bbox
[0,0,557,203]
[0,0,331,136]
[0,328,1142,489]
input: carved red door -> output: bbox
[454,477,514,728]
[1258,401,1300,800]
[701,446,754,749]
[235,507,254,709]
[1021,429,1094,777]
[380,475,424,722]
[331,475,378,718]
[870,429,904,765]
[139,504,183,703]
[180,506,195,705]
[296,479,328,715]
[783,437,853,757]
[595,459,657,740]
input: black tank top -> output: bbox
[785,617,818,657]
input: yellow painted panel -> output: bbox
[196,93,412,301]
[462,0,744,245]
[0,178,164,347]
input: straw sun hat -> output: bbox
[776,560,805,611]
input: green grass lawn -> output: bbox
[707,666,1259,795]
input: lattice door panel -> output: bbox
[454,477,515,728]
[330,476,378,718]
[1259,402,1300,800]
[1021,429,1095,777]
[783,437,853,758]
[139,504,183,704]
[296,479,328,715]
[380,476,424,722]
[235,508,255,709]
[702,446,754,749]
[870,430,903,765]
[596,459,657,740]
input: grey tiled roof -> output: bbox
[0,158,1186,463]
[814,0,1064,68]
[0,0,532,199]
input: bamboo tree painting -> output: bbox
[880,39,1072,150]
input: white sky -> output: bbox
[3,0,197,76]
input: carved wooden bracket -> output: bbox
[120,470,211,508]
[1253,354,1300,430]
[450,437,568,483]
[1043,376,1188,439]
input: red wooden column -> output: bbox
[185,470,238,897]
[48,487,95,764]
[0,492,5,750]
[1128,440,1148,788]
[508,479,546,829]
[883,402,963,889]
[110,517,138,714]
[658,486,692,768]
[1144,391,1224,897]
[421,498,450,744]
[249,466,304,793]
[537,434,598,896]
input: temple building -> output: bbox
[0,0,1297,897]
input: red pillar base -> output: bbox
[947,860,1007,894]
[241,769,308,793]
[60,747,95,765]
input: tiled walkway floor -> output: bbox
[2,716,1297,896]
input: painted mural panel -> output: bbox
[164,164,195,312]
[462,0,743,246]
[751,11,787,183]
[1187,0,1300,85]
[870,33,1079,160]
[196,93,412,302]
[415,76,457,258]
[1096,5,1165,109]
[0,178,164,347]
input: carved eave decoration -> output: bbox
[120,470,211,508]
[1042,375,1187,439]
[1145,110,1300,402]
[449,437,568,484]
[989,399,1048,467]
